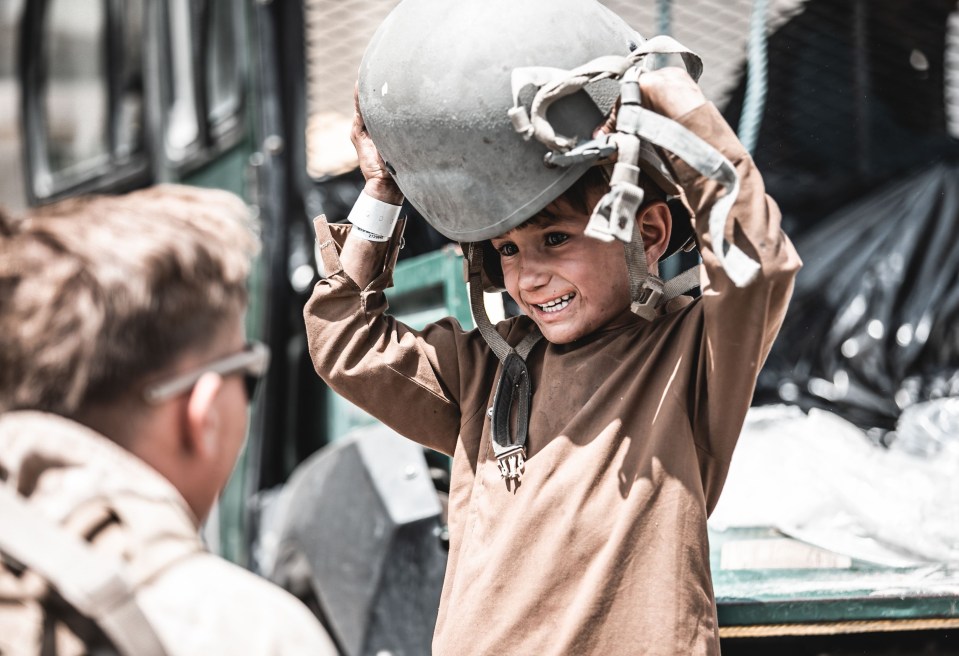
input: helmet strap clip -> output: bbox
[585,180,644,243]
[543,135,617,168]
[466,244,543,488]
[631,274,665,321]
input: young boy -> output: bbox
[0,186,336,655]
[305,26,800,656]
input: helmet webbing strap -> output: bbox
[466,243,542,487]
[509,35,703,152]
[609,67,703,319]
[625,228,702,320]
[512,37,761,293]
[619,192,700,321]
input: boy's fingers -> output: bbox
[352,81,369,140]
[637,67,705,119]
[593,98,621,138]
[350,79,403,202]
[351,113,367,144]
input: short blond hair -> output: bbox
[0,184,259,415]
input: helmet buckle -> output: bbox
[491,442,527,483]
[585,181,644,243]
[508,106,535,141]
[632,275,665,320]
[543,136,618,168]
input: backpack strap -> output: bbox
[0,486,168,656]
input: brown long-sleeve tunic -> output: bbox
[305,103,801,655]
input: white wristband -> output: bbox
[348,191,401,242]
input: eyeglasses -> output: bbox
[143,341,271,405]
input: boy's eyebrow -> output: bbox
[516,210,579,232]
[515,214,554,231]
[492,216,547,241]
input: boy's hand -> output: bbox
[352,83,404,205]
[637,67,706,121]
[594,67,707,138]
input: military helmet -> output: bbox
[357,0,685,244]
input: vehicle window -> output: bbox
[205,0,243,137]
[22,0,147,203]
[40,0,110,194]
[113,1,146,163]
[163,0,201,162]
[159,0,243,167]
[0,0,26,211]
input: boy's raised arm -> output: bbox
[641,68,802,510]
[338,87,406,287]
[303,88,491,458]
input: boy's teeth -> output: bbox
[536,293,573,313]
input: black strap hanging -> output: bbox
[466,243,542,486]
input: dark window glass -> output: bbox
[0,0,27,211]
[28,0,146,201]
[163,0,201,161]
[113,1,146,162]
[40,0,110,193]
[206,0,242,135]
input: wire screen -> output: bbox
[303,0,959,234]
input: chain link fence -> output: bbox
[303,0,959,236]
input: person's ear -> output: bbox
[637,201,671,266]
[185,372,224,460]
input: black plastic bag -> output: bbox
[756,163,959,436]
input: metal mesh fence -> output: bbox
[303,0,397,178]
[303,0,959,234]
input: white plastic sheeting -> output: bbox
[710,403,959,567]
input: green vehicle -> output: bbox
[1,1,957,653]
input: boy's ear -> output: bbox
[184,372,223,459]
[637,201,671,266]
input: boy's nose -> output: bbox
[517,258,550,291]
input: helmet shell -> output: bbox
[358,0,646,242]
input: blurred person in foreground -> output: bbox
[0,186,336,655]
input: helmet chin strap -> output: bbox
[466,243,542,489]
[600,68,702,320]
[623,216,701,321]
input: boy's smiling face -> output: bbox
[490,188,638,344]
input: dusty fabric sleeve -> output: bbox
[665,102,802,512]
[304,217,492,457]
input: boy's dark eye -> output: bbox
[545,232,568,247]
[496,242,518,257]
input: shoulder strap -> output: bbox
[0,485,168,656]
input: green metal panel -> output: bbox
[711,527,959,628]
[180,140,251,197]
[179,140,264,351]
[387,246,473,330]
